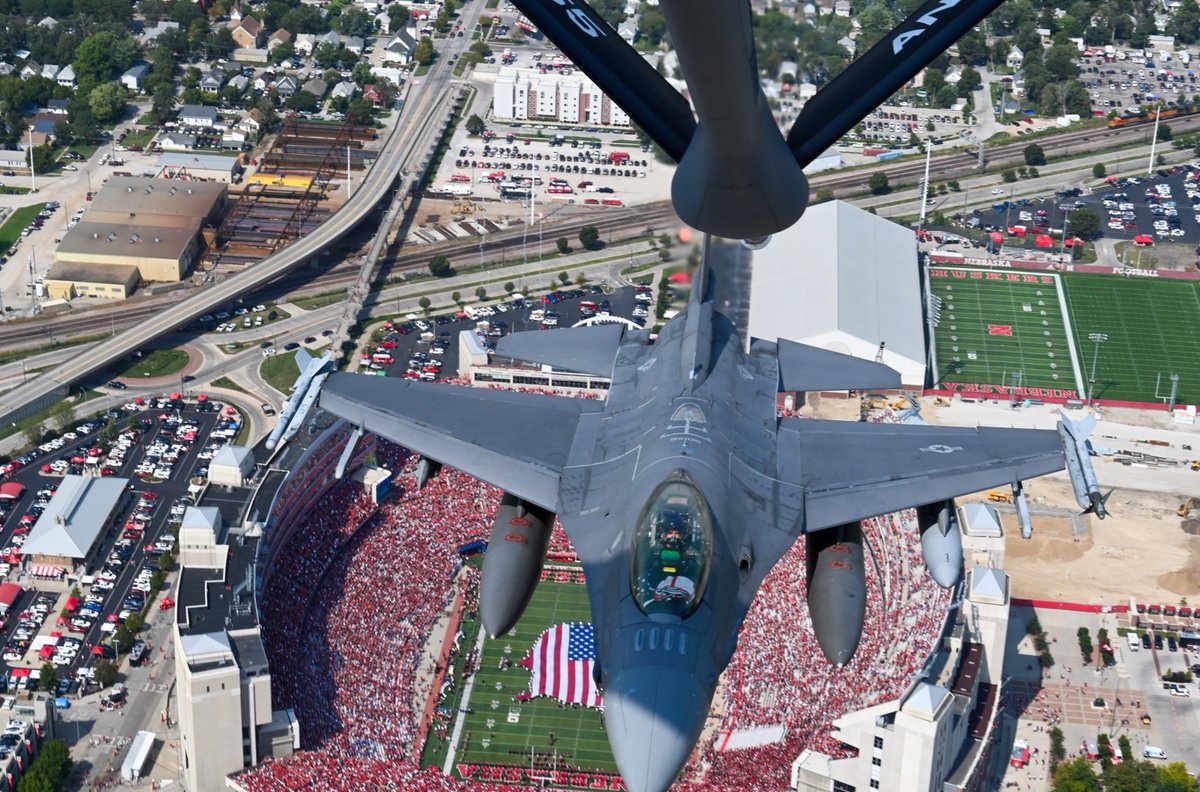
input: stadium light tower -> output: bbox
[1087,332,1109,407]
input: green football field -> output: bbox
[447,573,617,779]
[1062,274,1200,405]
[927,267,1083,396]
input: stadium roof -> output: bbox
[959,502,1002,537]
[747,200,926,386]
[20,474,129,559]
[969,567,1007,605]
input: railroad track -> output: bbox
[0,203,680,351]
[810,115,1200,192]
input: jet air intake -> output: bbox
[805,522,866,668]
[479,493,555,638]
[915,500,963,588]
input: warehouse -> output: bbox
[50,177,228,296]
[19,474,130,571]
[157,152,243,183]
[45,261,140,300]
[748,200,926,387]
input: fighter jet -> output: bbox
[317,0,1108,789]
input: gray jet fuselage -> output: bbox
[556,307,795,791]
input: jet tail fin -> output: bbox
[496,323,635,377]
[770,339,901,393]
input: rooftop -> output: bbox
[156,152,241,173]
[56,222,199,262]
[45,261,140,285]
[86,177,225,225]
[177,532,260,637]
[20,474,129,560]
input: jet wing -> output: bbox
[319,372,604,510]
[775,418,1065,532]
[497,324,629,377]
[773,339,901,393]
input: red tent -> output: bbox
[40,465,51,474]
[669,271,690,284]
[134,397,144,405]
[170,392,182,400]
[225,406,237,416]
[989,231,1003,245]
[9,668,29,677]
[37,645,53,659]
[91,646,105,656]
[1035,234,1054,248]
[197,394,207,402]
[63,596,79,612]
[1133,234,1154,246]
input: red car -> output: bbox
[379,340,398,349]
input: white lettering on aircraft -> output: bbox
[892,0,963,54]
[549,0,608,38]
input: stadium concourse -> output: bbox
[231,398,951,791]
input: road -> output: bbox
[0,28,483,429]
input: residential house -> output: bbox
[0,64,14,77]
[238,111,263,137]
[55,65,75,87]
[267,29,291,53]
[19,62,41,79]
[341,36,364,56]
[301,77,328,98]
[177,104,219,128]
[228,74,249,93]
[37,16,57,27]
[158,131,197,150]
[220,128,247,149]
[330,81,356,101]
[45,99,70,115]
[273,74,299,97]
[382,29,417,65]
[363,84,384,106]
[1006,44,1024,69]
[121,64,150,92]
[253,71,274,92]
[41,64,59,80]
[143,20,181,43]
[230,15,264,49]
[199,68,227,93]
[944,66,962,84]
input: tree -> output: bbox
[388,4,411,32]
[125,611,145,633]
[418,296,432,314]
[1158,763,1200,792]
[94,659,119,687]
[1002,169,1017,183]
[38,662,58,693]
[1024,142,1047,166]
[816,186,834,203]
[466,113,486,136]
[504,282,515,295]
[269,40,296,66]
[1157,122,1174,142]
[1051,756,1098,791]
[414,36,436,66]
[474,286,487,301]
[313,42,343,69]
[868,171,890,195]
[578,225,601,250]
[54,407,75,434]
[1068,206,1100,238]
[428,253,452,277]
[451,290,462,305]
[556,237,570,254]
[1093,162,1107,179]
[89,82,128,124]
[286,90,320,112]
[558,271,570,284]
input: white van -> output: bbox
[1127,633,1139,651]
[1143,746,1167,759]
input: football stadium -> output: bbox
[928,264,1200,406]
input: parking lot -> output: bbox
[1079,50,1200,116]
[0,396,241,700]
[966,166,1200,250]
[362,283,652,382]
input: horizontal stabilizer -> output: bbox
[775,339,901,393]
[496,324,627,377]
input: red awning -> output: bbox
[38,645,53,659]
[1035,235,1054,248]
[0,482,24,500]
[9,668,29,678]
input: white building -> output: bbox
[747,200,926,387]
[492,66,631,127]
[210,445,256,487]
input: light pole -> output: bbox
[1087,332,1108,407]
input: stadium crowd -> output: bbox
[238,405,953,791]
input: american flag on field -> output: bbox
[521,622,603,708]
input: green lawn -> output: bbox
[928,266,1081,397]
[261,351,300,394]
[1062,274,1200,404]
[112,348,190,379]
[442,574,616,782]
[0,202,46,256]
[68,144,101,159]
[121,129,156,149]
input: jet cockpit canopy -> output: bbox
[631,471,713,619]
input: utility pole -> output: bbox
[1087,333,1108,407]
[27,126,36,193]
[1148,104,1162,175]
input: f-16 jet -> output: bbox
[317,0,1107,789]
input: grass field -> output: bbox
[443,573,615,782]
[1062,274,1200,404]
[261,351,300,394]
[112,348,190,379]
[928,267,1082,396]
[0,202,46,256]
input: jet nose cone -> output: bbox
[604,667,706,792]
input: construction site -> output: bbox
[201,120,379,272]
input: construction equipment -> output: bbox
[452,196,476,215]
[988,490,1014,504]
[1178,497,1199,517]
[1190,460,1200,471]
